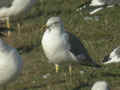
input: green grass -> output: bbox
[3,0,120,90]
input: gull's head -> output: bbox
[103,47,120,64]
[46,17,62,26]
[91,81,110,90]
[45,17,64,31]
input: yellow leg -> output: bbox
[64,72,67,82]
[69,64,72,82]
[17,23,21,34]
[6,17,11,36]
[6,17,10,28]
[69,64,72,75]
[55,64,59,73]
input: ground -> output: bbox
[2,0,120,90]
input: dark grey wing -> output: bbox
[65,31,100,67]
[0,0,13,8]
[115,47,120,58]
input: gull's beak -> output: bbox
[40,24,47,31]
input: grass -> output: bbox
[2,0,120,90]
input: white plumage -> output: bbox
[91,81,110,90]
[0,39,22,89]
[103,47,120,64]
[41,17,76,64]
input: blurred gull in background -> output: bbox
[0,0,36,35]
[0,39,23,90]
[91,81,110,90]
[103,47,120,64]
[76,0,120,15]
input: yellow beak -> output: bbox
[40,24,47,31]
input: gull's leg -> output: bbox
[89,7,104,15]
[69,64,72,76]
[64,72,67,83]
[6,17,10,28]
[69,64,72,82]
[55,64,59,73]
[17,23,21,34]
[6,17,11,36]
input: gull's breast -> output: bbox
[41,30,71,63]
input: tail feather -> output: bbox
[83,55,102,68]
[81,60,101,68]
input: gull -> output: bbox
[91,81,110,90]
[0,0,36,35]
[76,0,120,15]
[103,47,120,64]
[41,17,100,73]
[0,39,23,90]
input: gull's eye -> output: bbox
[54,21,59,25]
[47,21,60,29]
